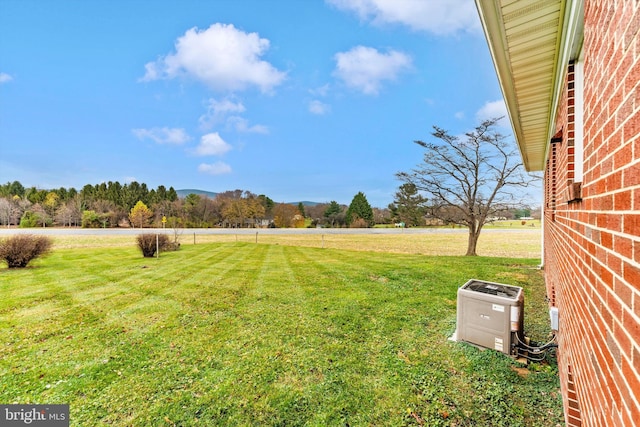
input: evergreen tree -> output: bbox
[323,201,343,227]
[10,181,25,197]
[346,192,374,227]
[258,194,275,218]
[388,183,427,226]
[156,185,168,201]
[167,187,178,202]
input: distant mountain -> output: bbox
[176,189,218,199]
[288,201,319,207]
[176,189,320,206]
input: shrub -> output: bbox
[136,234,170,257]
[0,234,53,268]
[82,210,111,228]
[349,217,369,228]
[19,211,39,228]
[163,242,181,252]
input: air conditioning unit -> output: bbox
[454,279,524,356]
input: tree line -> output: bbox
[0,180,388,229]
[2,117,539,255]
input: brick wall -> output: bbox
[543,1,640,426]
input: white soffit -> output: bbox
[475,0,569,172]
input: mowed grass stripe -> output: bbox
[0,242,561,426]
[2,244,235,414]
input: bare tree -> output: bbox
[396,117,535,256]
[54,203,74,227]
[0,198,19,227]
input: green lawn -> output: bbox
[0,240,562,426]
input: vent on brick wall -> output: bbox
[568,182,582,202]
[566,365,582,426]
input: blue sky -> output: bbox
[0,0,520,208]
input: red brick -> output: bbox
[601,266,615,290]
[611,365,631,414]
[614,278,633,307]
[621,357,640,405]
[567,415,582,427]
[614,235,634,259]
[623,264,640,291]
[633,292,640,321]
[606,170,623,192]
[615,138,633,165]
[623,214,640,235]
[608,291,624,321]
[608,328,624,365]
[538,2,640,424]
[631,80,640,111]
[622,308,640,345]
[601,231,614,250]
[568,406,582,420]
[623,114,640,148]
[614,321,632,359]
[607,213,622,231]
[602,300,614,329]
[608,252,623,277]
[623,162,640,187]
[627,401,640,427]
[622,5,639,48]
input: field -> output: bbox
[48,228,542,258]
[0,231,562,426]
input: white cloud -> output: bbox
[227,117,269,134]
[326,0,479,35]
[132,127,191,145]
[476,100,509,127]
[333,46,412,95]
[0,73,13,84]
[199,97,246,129]
[309,100,331,115]
[140,23,286,93]
[198,161,232,175]
[310,84,331,97]
[198,97,268,133]
[195,132,232,156]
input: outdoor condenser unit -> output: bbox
[455,279,524,356]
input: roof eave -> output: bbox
[474,0,583,172]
